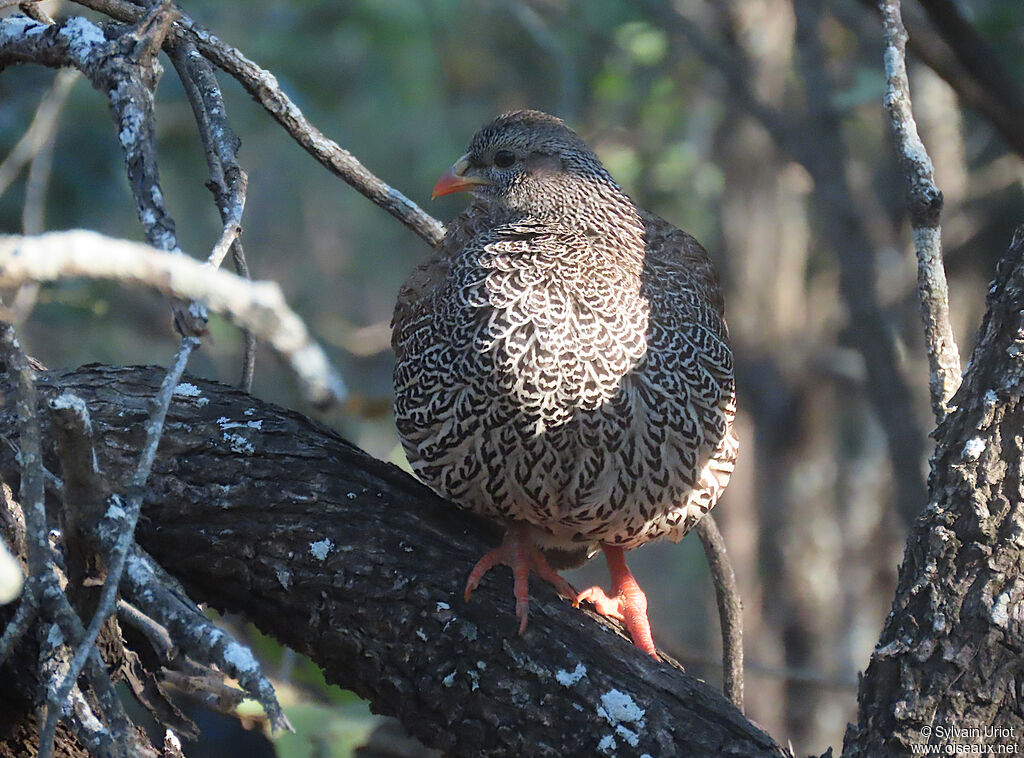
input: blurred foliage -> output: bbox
[2,0,1023,754]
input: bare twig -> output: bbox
[39,337,199,753]
[168,37,256,390]
[39,577,146,758]
[0,231,346,405]
[117,599,175,662]
[0,13,214,336]
[160,669,246,714]
[853,0,1024,159]
[0,324,144,757]
[68,0,447,248]
[0,323,48,624]
[879,0,961,420]
[0,580,35,659]
[121,544,292,732]
[695,515,744,711]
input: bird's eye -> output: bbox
[493,150,516,168]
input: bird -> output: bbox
[392,110,737,658]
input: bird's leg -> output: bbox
[464,522,576,636]
[575,545,659,659]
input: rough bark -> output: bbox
[843,228,1024,755]
[0,365,785,758]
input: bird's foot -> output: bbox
[464,523,576,635]
[574,545,660,660]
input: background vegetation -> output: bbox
[2,0,1022,755]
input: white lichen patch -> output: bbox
[309,538,333,561]
[555,662,588,687]
[598,689,646,729]
[1,16,45,43]
[72,689,106,732]
[46,623,64,648]
[222,639,258,673]
[217,416,263,431]
[962,437,985,460]
[597,734,616,754]
[105,499,127,520]
[275,567,291,591]
[991,590,1012,628]
[615,724,640,747]
[442,671,456,687]
[117,106,145,150]
[50,393,89,414]
[223,432,254,455]
[436,601,451,612]
[173,383,202,397]
[164,730,182,751]
[59,16,106,62]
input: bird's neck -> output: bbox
[482,168,646,267]
[557,170,646,266]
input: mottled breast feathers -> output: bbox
[393,200,737,552]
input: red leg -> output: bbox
[575,545,659,659]
[464,523,576,635]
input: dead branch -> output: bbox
[0,364,787,758]
[166,36,256,389]
[880,0,961,420]
[0,230,345,406]
[36,338,199,756]
[69,0,447,248]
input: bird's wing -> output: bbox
[640,209,726,320]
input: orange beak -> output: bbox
[431,154,491,199]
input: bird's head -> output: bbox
[432,110,613,217]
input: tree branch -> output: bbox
[0,364,787,758]
[843,227,1024,755]
[695,515,744,712]
[0,231,345,406]
[880,0,960,421]
[68,0,447,248]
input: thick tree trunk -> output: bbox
[843,229,1024,755]
[0,365,784,758]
